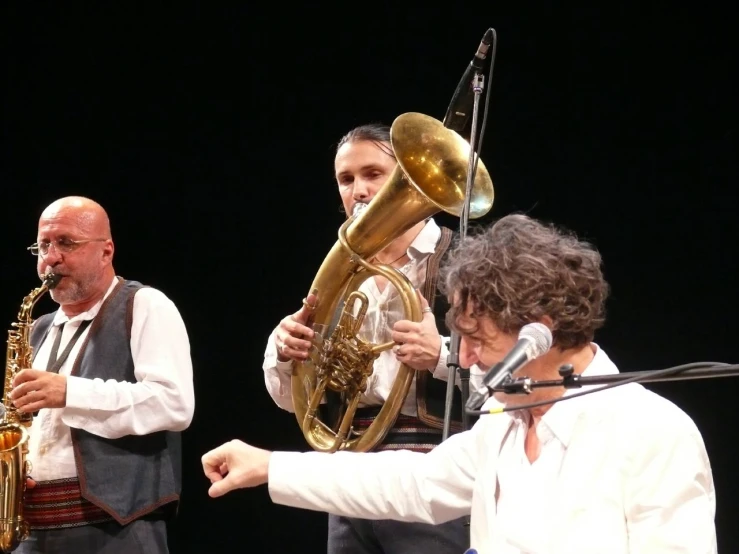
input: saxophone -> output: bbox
[0,272,60,552]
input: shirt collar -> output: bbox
[407,218,441,260]
[535,344,619,447]
[52,275,120,326]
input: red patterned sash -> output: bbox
[24,477,114,529]
[352,409,445,453]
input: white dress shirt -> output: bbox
[267,346,717,553]
[263,219,485,417]
[27,276,195,482]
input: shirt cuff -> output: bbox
[65,375,96,410]
[429,336,452,379]
[263,329,293,376]
[275,359,294,375]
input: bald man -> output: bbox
[7,196,195,554]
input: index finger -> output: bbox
[392,319,421,334]
[415,288,429,305]
[12,368,38,388]
[201,446,226,473]
[8,381,33,400]
[293,291,318,325]
[204,468,225,483]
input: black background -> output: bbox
[3,3,737,553]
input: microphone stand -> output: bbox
[496,362,739,394]
[442,70,486,442]
[465,361,739,415]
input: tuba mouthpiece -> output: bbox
[352,203,368,217]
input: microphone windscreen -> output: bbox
[519,322,553,358]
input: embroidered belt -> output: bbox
[24,477,114,530]
[353,408,444,453]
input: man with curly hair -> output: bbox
[202,213,717,554]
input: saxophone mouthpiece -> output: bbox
[44,272,62,289]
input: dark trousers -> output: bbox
[15,519,168,554]
[327,513,469,554]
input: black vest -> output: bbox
[30,278,181,524]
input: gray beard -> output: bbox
[48,275,95,306]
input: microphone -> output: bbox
[443,28,494,135]
[465,322,553,410]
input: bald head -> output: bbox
[36,196,116,315]
[40,196,112,239]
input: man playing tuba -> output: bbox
[262,122,485,554]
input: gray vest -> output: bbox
[30,278,181,524]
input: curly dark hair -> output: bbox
[440,214,610,349]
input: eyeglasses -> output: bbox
[27,238,107,256]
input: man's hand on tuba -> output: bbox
[275,292,318,363]
[391,292,442,371]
